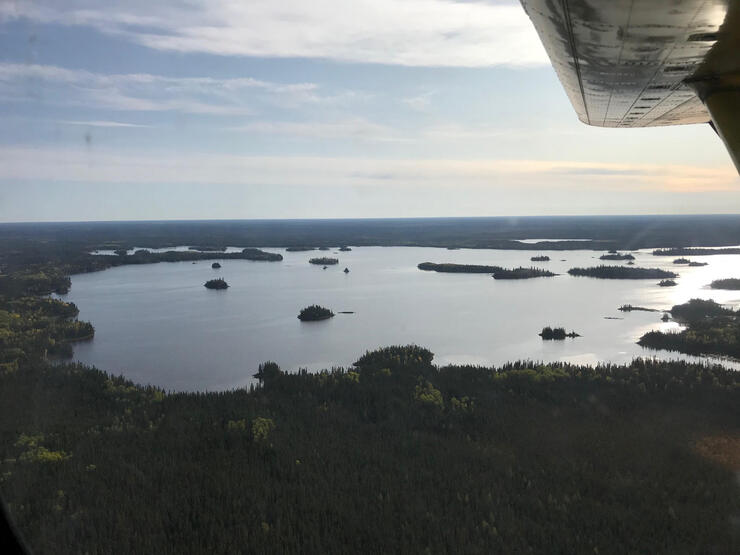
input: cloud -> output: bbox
[402,91,436,112]
[1,0,549,67]
[0,62,334,115]
[227,119,407,142]
[56,120,152,128]
[0,146,736,193]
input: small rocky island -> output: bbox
[309,257,339,265]
[618,304,658,312]
[204,278,229,289]
[344,267,350,273]
[539,327,580,340]
[530,255,550,262]
[673,258,691,264]
[298,305,334,321]
[211,262,221,269]
[568,266,677,279]
[658,279,677,287]
[339,246,352,251]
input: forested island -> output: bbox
[618,305,657,312]
[286,246,315,252]
[638,299,739,358]
[309,257,339,266]
[211,262,221,269]
[689,261,708,266]
[673,258,690,264]
[339,246,352,251]
[568,266,678,279]
[658,279,677,287]
[105,248,283,266]
[204,278,229,290]
[418,262,502,273]
[599,253,634,260]
[539,327,579,339]
[297,305,334,321]
[710,278,740,290]
[530,255,550,261]
[492,267,556,280]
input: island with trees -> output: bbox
[418,262,502,273]
[568,266,677,279]
[618,305,658,312]
[673,258,690,264]
[638,298,739,358]
[286,246,315,252]
[689,261,708,266]
[539,326,580,339]
[211,262,221,269]
[710,278,740,290]
[309,257,339,266]
[297,305,335,321]
[658,279,677,287]
[339,246,352,251]
[492,267,557,279]
[204,278,229,289]
[599,253,635,260]
[530,255,550,261]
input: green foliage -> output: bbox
[251,417,275,442]
[413,380,444,409]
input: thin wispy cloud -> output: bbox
[227,119,407,143]
[1,146,736,193]
[402,91,436,112]
[1,0,548,67]
[56,120,152,128]
[0,62,338,115]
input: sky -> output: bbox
[0,0,738,222]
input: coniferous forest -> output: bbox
[0,227,739,554]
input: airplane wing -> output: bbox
[519,0,740,172]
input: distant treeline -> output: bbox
[568,266,677,279]
[653,247,740,256]
[7,215,740,254]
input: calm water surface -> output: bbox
[59,247,740,391]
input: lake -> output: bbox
[59,246,740,391]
